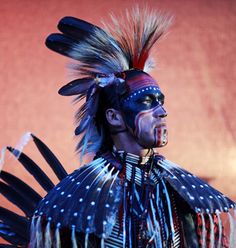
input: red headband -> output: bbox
[121,69,159,95]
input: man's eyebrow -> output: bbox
[134,92,165,100]
[147,93,165,99]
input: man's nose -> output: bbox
[153,105,168,118]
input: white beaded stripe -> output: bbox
[123,86,160,102]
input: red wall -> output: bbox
[1,0,236,243]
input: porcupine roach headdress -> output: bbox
[46,7,172,158]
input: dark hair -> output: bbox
[95,83,125,153]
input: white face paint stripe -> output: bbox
[134,108,153,137]
[134,106,160,137]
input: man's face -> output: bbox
[121,86,168,148]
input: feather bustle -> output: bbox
[7,147,55,192]
[1,170,42,206]
[0,207,29,241]
[0,182,34,216]
[31,134,68,181]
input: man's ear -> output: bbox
[105,108,125,128]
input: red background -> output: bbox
[0,0,236,243]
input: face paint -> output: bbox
[121,86,163,128]
[134,105,168,148]
[121,87,168,148]
[117,69,168,148]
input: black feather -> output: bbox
[58,16,99,41]
[0,245,18,248]
[31,134,68,181]
[0,182,34,217]
[58,77,94,96]
[0,171,42,207]
[0,222,25,247]
[7,147,54,192]
[45,33,78,59]
[74,115,91,136]
[0,207,29,244]
[0,245,19,248]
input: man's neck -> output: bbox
[112,132,154,157]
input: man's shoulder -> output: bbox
[157,158,235,214]
[52,156,109,186]
[33,155,123,237]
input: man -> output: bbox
[0,8,235,248]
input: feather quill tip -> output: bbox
[0,147,7,172]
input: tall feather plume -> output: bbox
[46,7,172,160]
[103,7,172,72]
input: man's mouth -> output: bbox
[155,123,166,129]
[153,124,168,147]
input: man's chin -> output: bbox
[153,126,168,147]
[139,138,168,149]
[154,135,168,148]
[157,139,168,147]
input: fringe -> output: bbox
[71,225,78,248]
[101,237,105,248]
[84,233,89,248]
[44,221,52,248]
[156,183,162,244]
[208,213,214,248]
[36,216,43,248]
[133,184,144,211]
[200,213,206,248]
[161,179,175,242]
[233,210,236,247]
[123,182,127,248]
[128,215,132,248]
[228,212,236,248]
[150,197,162,247]
[29,217,36,248]
[55,224,61,248]
[158,189,168,242]
[147,214,157,247]
[216,211,222,248]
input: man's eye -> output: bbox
[142,99,152,104]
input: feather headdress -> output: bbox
[46,7,172,159]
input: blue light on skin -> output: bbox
[121,86,168,149]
